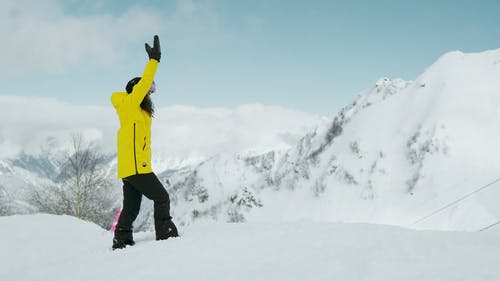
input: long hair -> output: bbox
[126,77,155,117]
[140,94,155,117]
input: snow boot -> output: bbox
[112,227,136,250]
[155,219,179,240]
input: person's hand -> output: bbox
[145,35,161,62]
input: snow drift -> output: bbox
[1,214,500,281]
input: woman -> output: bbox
[110,35,178,250]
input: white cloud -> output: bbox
[0,95,328,168]
[0,0,237,78]
[0,95,116,157]
[152,104,328,166]
[0,0,165,77]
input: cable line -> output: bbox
[411,176,500,226]
[479,220,500,232]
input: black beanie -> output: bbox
[126,77,141,94]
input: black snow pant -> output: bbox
[115,172,172,239]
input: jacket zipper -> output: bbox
[133,123,138,174]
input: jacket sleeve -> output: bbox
[129,59,159,107]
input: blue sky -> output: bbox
[1,0,500,116]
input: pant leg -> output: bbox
[122,173,171,221]
[116,180,143,232]
[123,173,176,239]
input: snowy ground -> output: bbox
[1,214,499,281]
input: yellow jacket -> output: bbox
[111,59,158,178]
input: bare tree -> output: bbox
[31,134,119,228]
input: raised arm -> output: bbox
[129,35,161,106]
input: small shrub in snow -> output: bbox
[230,187,263,208]
[312,179,326,196]
[196,187,209,203]
[226,187,263,223]
[227,209,245,223]
[191,209,200,219]
[343,172,358,185]
[361,181,375,200]
[349,141,360,155]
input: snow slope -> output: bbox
[1,214,500,281]
[156,48,500,232]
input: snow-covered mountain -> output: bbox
[3,49,500,233]
[157,49,500,232]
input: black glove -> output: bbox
[145,35,161,62]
